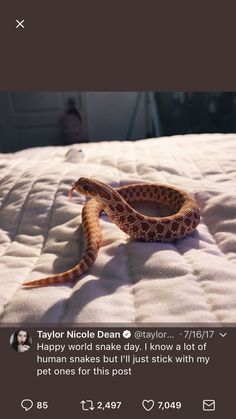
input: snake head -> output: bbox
[71,178,113,203]
[72,177,97,196]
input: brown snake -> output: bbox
[22,177,200,287]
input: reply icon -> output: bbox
[21,399,33,411]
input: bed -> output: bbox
[0,134,235,324]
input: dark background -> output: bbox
[155,92,236,135]
[1,92,236,153]
[1,327,235,419]
[1,2,236,418]
[1,1,236,152]
[1,0,236,91]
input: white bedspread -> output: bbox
[0,134,236,324]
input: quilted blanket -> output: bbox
[0,134,235,324]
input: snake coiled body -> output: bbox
[23,178,200,287]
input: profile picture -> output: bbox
[10,330,32,353]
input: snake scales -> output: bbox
[23,177,200,287]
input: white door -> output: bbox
[0,92,80,152]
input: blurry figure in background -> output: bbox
[10,330,32,353]
[61,97,87,144]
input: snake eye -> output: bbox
[83,184,96,196]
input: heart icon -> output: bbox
[142,399,155,411]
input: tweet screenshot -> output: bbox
[0,1,236,418]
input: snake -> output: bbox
[22,177,200,287]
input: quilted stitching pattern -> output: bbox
[0,134,236,323]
